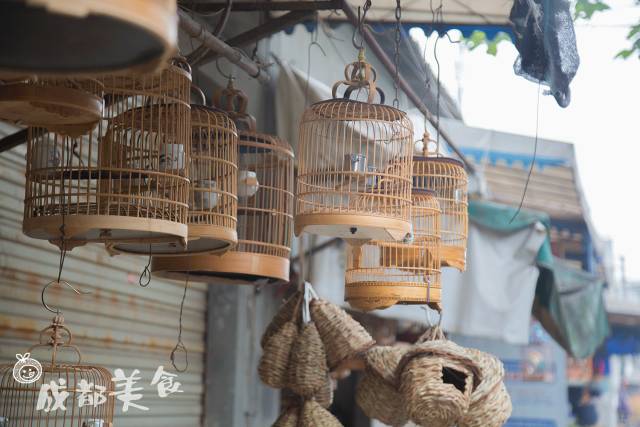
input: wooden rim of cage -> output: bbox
[23,215,189,249]
[0,78,103,135]
[295,213,412,242]
[240,131,295,156]
[346,282,442,312]
[151,251,290,283]
[0,0,178,76]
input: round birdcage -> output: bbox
[151,80,294,282]
[22,58,191,250]
[0,314,115,427]
[0,0,177,75]
[414,133,468,271]
[295,49,413,242]
[0,77,104,136]
[345,189,441,311]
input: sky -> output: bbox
[411,0,640,282]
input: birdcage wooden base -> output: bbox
[23,215,187,248]
[120,224,237,257]
[151,251,290,282]
[0,0,176,75]
[295,213,411,242]
[345,283,442,311]
[441,245,466,271]
[0,83,102,134]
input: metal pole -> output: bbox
[341,1,475,173]
[178,10,271,84]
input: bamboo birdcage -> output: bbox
[151,80,295,282]
[414,133,468,270]
[0,0,177,76]
[0,77,104,136]
[345,189,441,311]
[23,58,191,250]
[295,49,413,242]
[0,314,115,427]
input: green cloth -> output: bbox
[468,199,609,358]
[535,259,610,358]
[468,199,553,265]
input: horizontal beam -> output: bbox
[341,1,475,173]
[185,1,341,12]
[178,10,270,84]
[196,10,316,66]
[0,128,27,153]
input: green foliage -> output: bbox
[615,24,640,60]
[574,0,610,20]
[463,31,511,56]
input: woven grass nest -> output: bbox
[459,348,512,427]
[310,299,375,368]
[395,331,482,427]
[356,345,411,426]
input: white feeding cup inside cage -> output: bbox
[159,143,186,172]
[195,179,219,209]
[238,169,259,198]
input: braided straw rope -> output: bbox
[261,292,302,348]
[396,330,481,427]
[288,322,328,397]
[310,299,375,368]
[272,406,299,427]
[258,320,298,389]
[299,399,343,426]
[460,348,512,427]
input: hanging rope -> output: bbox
[510,81,542,223]
[392,0,402,108]
[305,10,326,106]
[139,244,152,287]
[171,274,189,373]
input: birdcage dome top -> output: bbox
[239,130,294,156]
[413,156,465,168]
[305,98,412,124]
[190,104,237,131]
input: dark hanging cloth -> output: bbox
[509,0,580,107]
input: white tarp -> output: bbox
[308,220,547,345]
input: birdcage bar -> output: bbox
[152,81,295,281]
[0,315,115,426]
[23,60,192,250]
[295,52,414,242]
[345,189,441,311]
[413,155,468,271]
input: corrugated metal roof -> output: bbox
[0,125,206,426]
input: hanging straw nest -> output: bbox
[396,331,482,427]
[310,299,375,368]
[357,371,408,426]
[288,322,329,397]
[272,406,300,427]
[460,348,512,427]
[299,399,343,427]
[356,345,410,426]
[259,320,298,389]
[315,376,334,408]
[261,292,302,348]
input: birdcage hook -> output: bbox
[41,279,91,315]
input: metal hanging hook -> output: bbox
[215,56,235,81]
[41,279,91,315]
[351,0,372,50]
